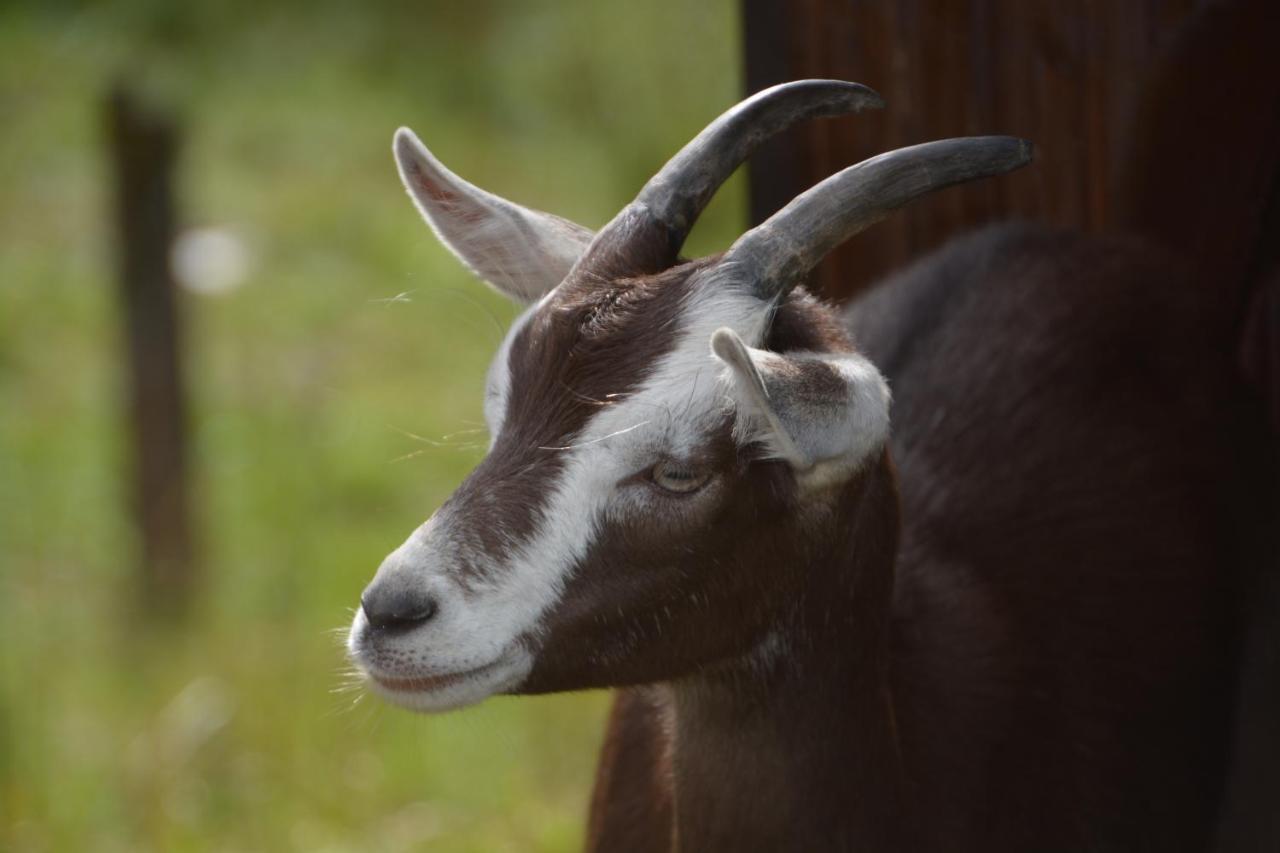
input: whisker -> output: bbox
[539,420,651,451]
[682,368,706,418]
[324,687,372,721]
[387,425,489,460]
[557,381,615,408]
[440,427,488,441]
[390,426,454,447]
[369,290,415,305]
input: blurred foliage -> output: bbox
[0,0,741,849]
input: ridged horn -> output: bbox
[724,136,1034,300]
[573,80,884,278]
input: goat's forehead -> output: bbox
[489,270,766,438]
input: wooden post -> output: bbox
[107,86,196,615]
[742,0,1212,302]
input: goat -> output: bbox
[346,80,1237,851]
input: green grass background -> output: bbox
[0,1,742,848]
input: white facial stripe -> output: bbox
[483,300,539,444]
[579,274,768,452]
[456,276,769,645]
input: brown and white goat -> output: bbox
[347,81,1236,851]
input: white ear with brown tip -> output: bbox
[711,327,891,491]
[393,127,595,304]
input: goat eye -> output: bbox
[650,460,710,495]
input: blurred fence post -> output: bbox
[107,85,196,616]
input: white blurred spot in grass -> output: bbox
[172,226,253,295]
[155,675,238,766]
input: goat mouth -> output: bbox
[354,642,533,712]
[370,660,503,693]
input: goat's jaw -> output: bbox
[346,609,534,713]
[362,655,531,713]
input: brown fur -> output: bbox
[561,224,1238,851]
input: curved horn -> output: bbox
[574,80,884,278]
[724,136,1034,301]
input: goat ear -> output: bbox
[711,328,891,491]
[393,127,595,304]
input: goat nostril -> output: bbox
[360,591,439,633]
[417,596,439,623]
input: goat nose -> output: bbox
[360,584,438,633]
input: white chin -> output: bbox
[361,653,532,713]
